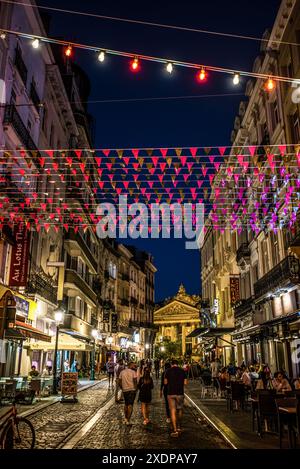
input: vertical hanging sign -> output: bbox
[230,276,240,305]
[9,225,31,287]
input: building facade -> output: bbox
[201,0,300,377]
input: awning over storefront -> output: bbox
[187,327,235,338]
[5,328,25,340]
[262,310,300,327]
[30,332,93,351]
[15,320,51,342]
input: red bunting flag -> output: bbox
[75,150,82,159]
[218,147,226,156]
[160,148,168,158]
[132,149,139,159]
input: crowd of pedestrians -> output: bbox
[105,357,188,437]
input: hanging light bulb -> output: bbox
[65,45,72,57]
[31,38,40,49]
[197,67,206,82]
[166,62,173,74]
[266,77,275,91]
[130,57,140,72]
[233,73,240,85]
[98,50,105,62]
[0,31,6,40]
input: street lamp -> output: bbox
[52,307,64,395]
[90,329,98,381]
[107,335,113,350]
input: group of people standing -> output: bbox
[105,357,188,437]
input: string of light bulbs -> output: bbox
[1,0,299,49]
[0,28,297,89]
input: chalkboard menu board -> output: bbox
[61,372,78,400]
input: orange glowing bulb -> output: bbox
[266,77,275,91]
[130,57,140,72]
[65,45,72,57]
[197,68,206,82]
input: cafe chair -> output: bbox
[276,397,297,448]
[257,390,277,436]
[227,382,245,412]
[199,377,216,399]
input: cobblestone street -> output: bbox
[14,378,231,449]
[73,379,230,449]
[25,379,113,449]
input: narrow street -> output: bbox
[22,378,230,449]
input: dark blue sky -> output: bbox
[39,0,280,301]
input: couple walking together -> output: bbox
[118,359,187,437]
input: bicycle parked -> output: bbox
[0,396,35,449]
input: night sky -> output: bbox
[33,0,280,300]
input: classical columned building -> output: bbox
[154,285,201,358]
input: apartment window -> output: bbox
[68,296,76,312]
[270,231,280,267]
[290,111,300,143]
[75,297,84,319]
[270,100,279,131]
[86,305,92,324]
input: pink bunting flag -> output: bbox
[151,157,159,167]
[123,157,130,166]
[214,162,221,171]
[248,146,256,157]
[201,165,208,177]
[45,150,54,158]
[197,180,203,188]
[209,174,215,185]
[159,162,166,172]
[183,173,190,182]
[234,174,239,184]
[149,167,155,175]
[218,147,226,156]
[102,149,110,157]
[75,150,82,159]
[95,157,101,167]
[123,181,129,189]
[278,145,286,156]
[158,174,164,183]
[106,163,113,171]
[132,149,139,159]
[160,148,168,158]
[209,156,215,164]
[132,163,139,171]
[180,156,187,167]
[190,147,198,157]
[133,174,139,182]
[237,154,243,166]
[98,181,104,189]
[148,181,154,188]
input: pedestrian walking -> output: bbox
[154,358,160,379]
[106,357,116,388]
[115,359,126,403]
[138,368,154,425]
[164,359,188,437]
[160,362,171,423]
[210,358,221,393]
[119,362,138,426]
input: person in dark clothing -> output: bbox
[138,368,154,425]
[164,359,187,437]
[154,358,160,379]
[160,362,171,423]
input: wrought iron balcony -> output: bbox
[3,104,39,153]
[254,256,300,299]
[236,243,251,266]
[121,298,130,306]
[26,262,58,305]
[130,297,138,305]
[233,296,254,318]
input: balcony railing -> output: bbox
[121,298,130,306]
[65,229,98,272]
[26,262,57,305]
[130,297,138,305]
[254,256,300,299]
[3,105,39,153]
[236,243,251,264]
[65,269,97,303]
[14,47,28,85]
[233,296,254,318]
